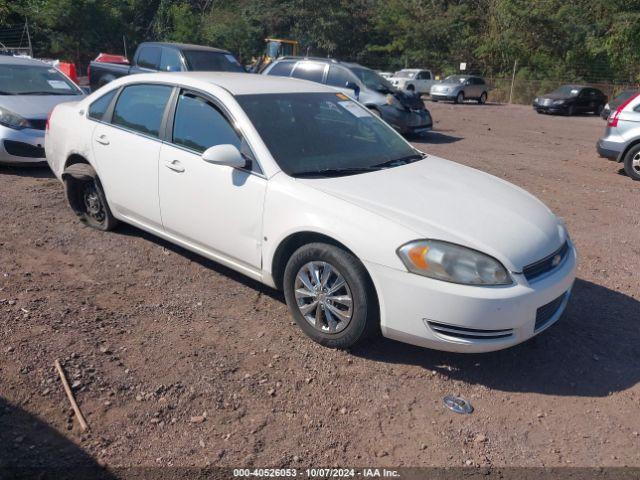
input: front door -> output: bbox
[158,90,266,272]
[91,83,174,229]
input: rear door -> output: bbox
[158,89,266,272]
[91,83,173,229]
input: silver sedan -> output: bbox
[0,55,84,165]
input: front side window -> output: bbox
[291,62,325,83]
[172,92,240,153]
[236,92,418,177]
[350,67,394,93]
[0,64,82,95]
[160,49,183,72]
[137,47,161,70]
[112,84,173,137]
[88,89,117,120]
[326,66,353,88]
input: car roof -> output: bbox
[139,42,230,54]
[0,55,51,67]
[117,72,334,95]
[275,56,365,69]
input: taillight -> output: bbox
[608,92,640,127]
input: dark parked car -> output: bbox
[533,85,607,116]
[601,89,639,119]
[262,57,432,136]
[88,42,244,91]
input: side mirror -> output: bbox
[345,81,360,100]
[202,144,246,169]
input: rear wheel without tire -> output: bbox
[63,164,118,231]
[283,243,378,349]
[623,145,640,181]
[455,92,464,104]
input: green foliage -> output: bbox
[0,0,638,83]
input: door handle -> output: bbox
[95,134,110,145]
[165,159,185,173]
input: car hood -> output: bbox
[0,94,84,119]
[297,156,565,272]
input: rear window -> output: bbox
[291,63,325,83]
[112,84,173,137]
[88,89,117,120]
[267,61,295,77]
[137,47,161,70]
[182,50,244,72]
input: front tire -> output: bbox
[623,145,640,181]
[283,243,378,349]
[455,92,464,104]
[478,92,487,104]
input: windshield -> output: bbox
[350,67,394,93]
[0,64,81,95]
[552,86,581,97]
[442,75,467,84]
[183,50,244,72]
[394,71,416,79]
[236,92,420,177]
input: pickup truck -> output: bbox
[87,42,244,91]
[389,69,436,95]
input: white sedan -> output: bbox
[45,72,577,353]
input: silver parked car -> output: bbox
[430,75,489,104]
[0,55,84,165]
[597,91,640,180]
[263,57,433,135]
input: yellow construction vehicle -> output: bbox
[250,38,300,72]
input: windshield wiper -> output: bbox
[293,166,381,178]
[372,153,426,169]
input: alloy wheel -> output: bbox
[83,183,106,224]
[294,261,353,334]
[632,152,640,175]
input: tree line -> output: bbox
[1,0,639,83]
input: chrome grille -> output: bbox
[523,242,569,282]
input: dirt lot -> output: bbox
[1,102,639,473]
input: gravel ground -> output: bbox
[1,101,639,472]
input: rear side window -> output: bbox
[88,89,117,121]
[112,84,173,137]
[417,71,431,80]
[137,47,161,70]
[291,62,325,83]
[267,61,295,77]
[326,66,352,88]
[159,48,183,72]
[172,92,240,153]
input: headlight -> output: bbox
[0,106,30,130]
[386,94,404,110]
[553,99,565,105]
[397,240,512,286]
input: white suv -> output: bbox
[389,69,435,94]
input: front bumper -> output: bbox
[0,124,46,165]
[534,104,568,114]
[430,93,456,101]
[365,242,577,353]
[380,105,432,134]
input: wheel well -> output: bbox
[619,139,640,163]
[271,232,356,290]
[65,154,90,169]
